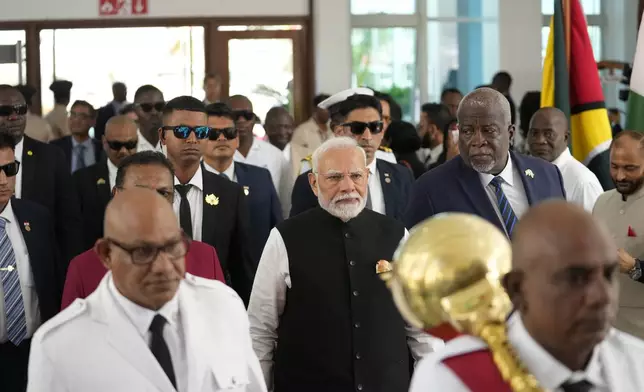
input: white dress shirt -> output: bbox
[172,166,204,241]
[202,160,237,182]
[108,277,188,391]
[367,158,386,215]
[248,228,440,389]
[107,158,118,191]
[234,138,293,218]
[137,129,162,153]
[0,200,40,342]
[282,143,291,162]
[478,156,529,233]
[15,137,24,199]
[552,148,603,212]
[417,145,444,167]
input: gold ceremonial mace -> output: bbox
[381,213,545,392]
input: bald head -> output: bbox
[264,106,294,149]
[103,115,139,167]
[105,115,137,138]
[527,107,569,162]
[228,94,252,111]
[457,87,511,126]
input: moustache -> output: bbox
[332,192,362,204]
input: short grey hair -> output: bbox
[311,136,367,173]
[457,87,512,125]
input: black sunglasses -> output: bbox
[107,140,138,151]
[208,127,238,140]
[233,110,256,122]
[138,102,165,113]
[342,121,384,135]
[162,125,211,140]
[0,105,28,117]
[0,161,20,177]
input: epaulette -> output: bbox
[378,146,392,153]
[184,273,238,298]
[300,154,313,164]
[37,299,88,338]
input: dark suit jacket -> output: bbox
[94,104,117,141]
[60,241,226,310]
[11,197,62,322]
[289,159,414,222]
[234,162,282,262]
[404,152,567,232]
[21,135,84,268]
[50,135,104,170]
[72,161,112,250]
[199,166,255,305]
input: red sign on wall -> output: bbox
[99,0,148,16]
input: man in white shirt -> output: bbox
[410,201,644,391]
[134,85,164,153]
[27,188,266,392]
[249,137,438,392]
[528,107,603,211]
[228,95,293,218]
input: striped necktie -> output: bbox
[489,176,518,237]
[0,218,26,345]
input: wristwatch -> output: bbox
[629,259,643,281]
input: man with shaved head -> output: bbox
[528,107,603,211]
[73,115,139,249]
[405,87,566,237]
[264,106,294,151]
[410,201,644,391]
[28,188,267,392]
[593,130,644,339]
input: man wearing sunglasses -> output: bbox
[229,95,293,219]
[72,115,139,250]
[290,88,414,222]
[203,103,282,264]
[160,96,255,305]
[0,85,83,267]
[51,100,104,173]
[29,188,266,392]
[133,84,165,153]
[0,132,62,392]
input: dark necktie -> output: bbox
[489,176,518,236]
[561,380,593,392]
[220,172,230,181]
[175,184,193,238]
[149,314,177,389]
[76,144,87,170]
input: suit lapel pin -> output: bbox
[27,150,33,156]
[24,221,31,232]
[243,186,250,196]
[96,178,106,185]
[205,193,219,206]
[376,260,393,275]
[384,172,391,183]
[524,169,534,178]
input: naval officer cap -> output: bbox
[49,80,73,95]
[317,87,374,110]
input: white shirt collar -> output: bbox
[106,158,118,188]
[108,275,180,337]
[0,199,15,224]
[367,157,378,176]
[174,164,203,191]
[15,137,24,163]
[552,148,572,169]
[202,160,236,181]
[479,154,515,188]
[509,313,606,389]
[136,129,161,151]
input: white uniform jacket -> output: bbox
[27,273,267,392]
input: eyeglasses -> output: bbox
[316,170,368,186]
[162,125,211,140]
[106,140,138,151]
[233,110,256,122]
[0,162,19,177]
[0,104,27,117]
[208,127,237,140]
[342,121,384,135]
[137,102,165,113]
[105,233,189,265]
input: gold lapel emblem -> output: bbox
[27,150,33,156]
[376,260,393,274]
[24,221,31,232]
[243,186,250,196]
[524,169,534,178]
[96,178,106,185]
[205,193,219,206]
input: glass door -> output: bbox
[0,30,27,86]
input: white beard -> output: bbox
[471,160,496,173]
[317,185,366,222]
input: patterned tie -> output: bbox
[561,380,593,392]
[489,176,518,236]
[0,218,26,345]
[76,144,87,170]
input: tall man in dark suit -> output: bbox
[0,85,83,266]
[404,87,566,235]
[290,88,414,221]
[160,96,255,304]
[202,102,282,262]
[93,82,128,141]
[72,115,139,250]
[0,133,62,391]
[50,100,104,173]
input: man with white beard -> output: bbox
[247,137,439,392]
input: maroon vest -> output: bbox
[442,349,512,392]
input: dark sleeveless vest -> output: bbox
[274,207,410,392]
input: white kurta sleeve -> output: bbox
[247,228,290,391]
